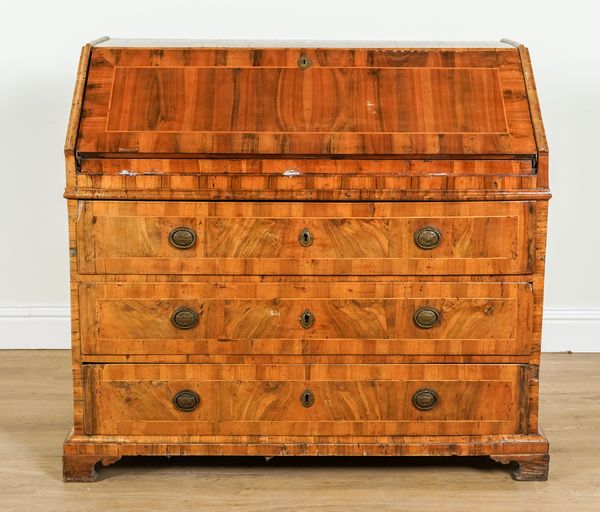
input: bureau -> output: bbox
[62,38,550,481]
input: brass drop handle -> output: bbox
[414,226,441,249]
[299,309,315,329]
[412,389,439,411]
[298,227,314,247]
[171,307,199,330]
[413,306,440,329]
[300,389,315,407]
[169,227,196,249]
[173,390,200,411]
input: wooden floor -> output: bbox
[0,351,598,511]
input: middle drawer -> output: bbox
[79,281,533,356]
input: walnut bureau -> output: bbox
[62,38,551,481]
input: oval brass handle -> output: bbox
[413,306,440,329]
[173,390,200,411]
[169,227,196,249]
[299,309,315,329]
[171,307,199,330]
[300,389,315,407]
[414,226,441,250]
[298,227,314,247]
[412,389,439,411]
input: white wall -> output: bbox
[1,0,599,350]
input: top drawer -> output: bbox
[76,201,535,276]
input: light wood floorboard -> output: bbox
[0,351,598,511]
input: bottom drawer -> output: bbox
[83,364,527,436]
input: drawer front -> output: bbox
[77,201,535,275]
[80,281,533,356]
[83,363,527,436]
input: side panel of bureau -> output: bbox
[83,364,528,436]
[79,281,533,356]
[76,201,535,275]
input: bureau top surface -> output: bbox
[96,39,516,49]
[74,38,546,162]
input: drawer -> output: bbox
[77,201,535,275]
[79,281,533,356]
[83,363,528,436]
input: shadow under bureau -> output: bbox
[62,38,551,481]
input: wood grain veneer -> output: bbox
[82,363,528,437]
[76,201,535,276]
[79,281,533,357]
[76,47,536,158]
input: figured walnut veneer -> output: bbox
[77,46,535,157]
[76,201,535,275]
[82,364,528,436]
[106,67,508,134]
[63,39,550,482]
[79,281,533,357]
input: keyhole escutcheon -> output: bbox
[300,389,315,407]
[298,227,313,247]
[299,309,315,329]
[297,55,312,69]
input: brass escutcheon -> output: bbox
[299,309,315,329]
[169,227,196,249]
[171,307,199,330]
[414,226,441,250]
[413,306,440,329]
[297,55,312,69]
[298,227,314,247]
[300,389,315,408]
[412,389,439,411]
[173,390,200,411]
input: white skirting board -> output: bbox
[0,305,598,351]
[0,306,72,349]
[541,308,600,352]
